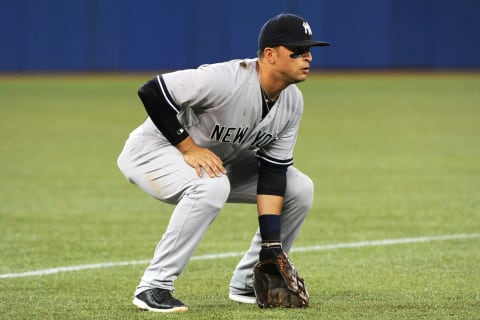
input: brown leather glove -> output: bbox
[253,252,309,308]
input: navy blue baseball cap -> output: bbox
[258,13,330,50]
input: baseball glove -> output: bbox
[253,251,309,308]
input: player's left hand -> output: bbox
[253,252,309,308]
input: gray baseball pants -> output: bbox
[117,128,314,296]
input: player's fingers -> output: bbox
[184,146,225,177]
[199,159,225,178]
[202,161,220,178]
[213,165,226,177]
[193,163,203,177]
[214,158,227,175]
[204,166,216,178]
[196,152,224,178]
[208,158,227,177]
[208,153,226,174]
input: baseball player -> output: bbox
[117,13,330,313]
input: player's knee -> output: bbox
[192,175,231,210]
[285,170,314,211]
[298,175,314,210]
[117,151,130,179]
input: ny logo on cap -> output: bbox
[302,21,312,35]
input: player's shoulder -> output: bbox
[197,58,257,77]
[285,83,303,96]
[195,58,258,89]
[278,84,304,118]
[283,84,304,104]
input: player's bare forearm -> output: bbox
[176,136,226,178]
[257,194,284,215]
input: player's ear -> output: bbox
[264,47,276,64]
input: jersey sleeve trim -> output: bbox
[156,75,180,113]
[256,152,294,168]
[257,157,287,196]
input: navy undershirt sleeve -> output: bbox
[257,158,288,196]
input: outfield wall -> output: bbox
[1,0,479,71]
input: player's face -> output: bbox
[275,46,313,84]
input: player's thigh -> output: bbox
[118,138,199,201]
[226,151,313,205]
[226,151,258,203]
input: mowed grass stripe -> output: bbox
[1,233,478,279]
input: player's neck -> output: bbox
[257,62,286,101]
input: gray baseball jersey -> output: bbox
[145,58,303,165]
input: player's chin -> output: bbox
[293,73,309,83]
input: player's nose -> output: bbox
[303,51,312,62]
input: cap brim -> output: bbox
[283,39,330,47]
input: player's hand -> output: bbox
[177,137,226,178]
[183,145,226,178]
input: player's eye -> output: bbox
[285,46,310,59]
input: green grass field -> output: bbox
[1,72,479,319]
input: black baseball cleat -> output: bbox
[229,291,257,304]
[133,288,188,313]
